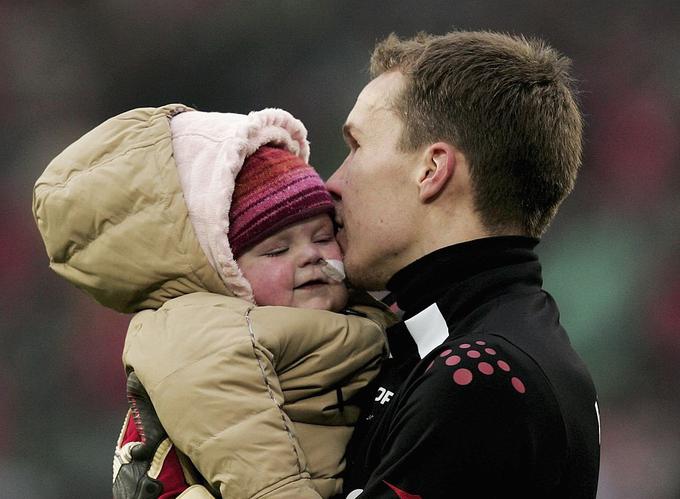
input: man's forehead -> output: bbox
[346,72,405,132]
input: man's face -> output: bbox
[236,214,348,311]
[327,71,421,290]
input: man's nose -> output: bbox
[326,166,343,201]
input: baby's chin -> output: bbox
[292,285,348,312]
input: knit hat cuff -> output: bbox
[231,204,334,258]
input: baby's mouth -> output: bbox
[295,279,328,290]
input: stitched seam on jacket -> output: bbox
[244,308,305,477]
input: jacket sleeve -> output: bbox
[245,303,389,498]
[250,302,389,425]
[123,305,323,499]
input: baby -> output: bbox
[227,145,348,313]
[32,105,393,499]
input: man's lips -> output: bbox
[335,228,347,253]
[333,211,347,251]
[334,212,344,229]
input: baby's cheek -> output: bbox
[251,262,296,306]
[325,241,344,260]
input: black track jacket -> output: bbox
[340,236,600,499]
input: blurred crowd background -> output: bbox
[2,1,679,498]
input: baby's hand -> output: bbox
[113,372,181,499]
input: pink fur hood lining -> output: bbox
[170,108,311,303]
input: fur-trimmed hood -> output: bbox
[32,104,311,312]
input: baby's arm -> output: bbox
[124,301,323,499]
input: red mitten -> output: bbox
[112,372,194,499]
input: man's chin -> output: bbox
[344,261,387,292]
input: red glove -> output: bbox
[112,371,196,499]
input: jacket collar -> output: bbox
[385,236,542,358]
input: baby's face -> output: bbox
[236,213,348,311]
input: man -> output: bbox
[110,30,599,499]
[325,31,600,498]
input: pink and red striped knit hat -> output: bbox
[228,146,334,258]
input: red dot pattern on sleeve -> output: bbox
[434,340,526,394]
[453,368,474,385]
[445,355,461,366]
[511,377,526,393]
[478,362,494,375]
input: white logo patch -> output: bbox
[375,387,394,405]
[404,303,450,358]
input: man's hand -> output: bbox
[112,371,169,499]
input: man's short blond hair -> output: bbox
[371,31,583,238]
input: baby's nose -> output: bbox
[298,244,324,266]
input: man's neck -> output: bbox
[386,235,540,318]
[388,225,491,285]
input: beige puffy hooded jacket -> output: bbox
[32,104,392,498]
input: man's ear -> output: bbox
[417,142,456,203]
